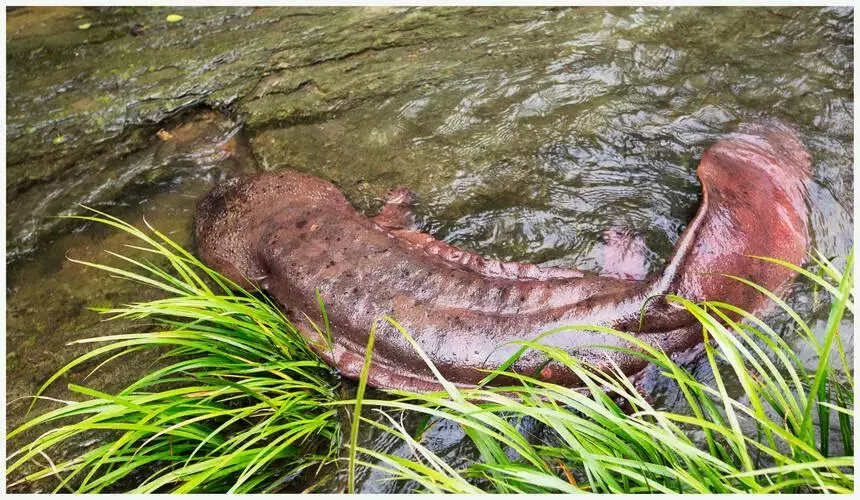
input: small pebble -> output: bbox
[156,129,174,141]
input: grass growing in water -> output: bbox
[353,251,854,493]
[6,211,342,493]
[5,212,854,493]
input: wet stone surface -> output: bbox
[5,6,854,493]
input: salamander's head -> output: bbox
[194,169,349,285]
[194,175,263,285]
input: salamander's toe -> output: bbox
[599,227,649,281]
[385,186,418,207]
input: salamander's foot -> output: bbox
[373,186,418,230]
[599,228,649,281]
[385,186,417,207]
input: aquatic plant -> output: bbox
[5,212,853,493]
[5,211,342,493]
[351,252,855,493]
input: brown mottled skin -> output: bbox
[195,123,811,392]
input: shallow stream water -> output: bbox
[5,6,853,492]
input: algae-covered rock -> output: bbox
[5,6,585,260]
[10,6,851,266]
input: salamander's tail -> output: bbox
[734,120,812,181]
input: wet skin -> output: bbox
[195,123,811,392]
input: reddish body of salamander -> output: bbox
[195,123,810,392]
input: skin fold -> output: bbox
[194,123,811,392]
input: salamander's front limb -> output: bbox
[373,186,418,230]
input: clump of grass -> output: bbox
[350,251,854,493]
[6,210,342,493]
[6,212,854,494]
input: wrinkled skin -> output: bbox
[195,123,810,392]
